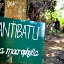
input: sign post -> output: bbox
[0,17,45,64]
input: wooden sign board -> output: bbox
[0,17,45,64]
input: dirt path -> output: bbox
[42,35,64,64]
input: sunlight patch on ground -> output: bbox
[49,46,63,50]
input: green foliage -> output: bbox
[52,11,62,19]
[44,0,57,24]
[60,18,64,27]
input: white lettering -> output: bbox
[27,25,34,39]
[3,22,10,37]
[0,22,40,40]
[23,25,27,39]
[32,27,39,40]
[0,48,5,54]
[5,48,39,58]
[15,24,23,38]
[0,22,3,37]
[11,23,16,38]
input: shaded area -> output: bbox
[43,33,64,64]
[0,0,4,17]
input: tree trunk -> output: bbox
[4,0,26,20]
